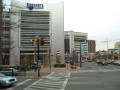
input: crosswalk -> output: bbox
[24,71,71,90]
[6,79,32,90]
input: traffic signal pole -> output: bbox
[32,36,44,77]
[37,38,40,77]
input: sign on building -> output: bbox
[27,3,44,9]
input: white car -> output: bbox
[0,73,17,87]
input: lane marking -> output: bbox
[17,79,32,86]
[6,79,32,90]
[35,82,62,85]
[32,84,62,88]
[60,72,71,90]
[24,72,55,90]
[29,85,58,90]
[46,72,55,78]
[24,71,71,90]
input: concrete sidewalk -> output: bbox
[16,66,67,79]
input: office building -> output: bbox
[64,31,88,55]
[0,0,11,65]
[9,0,64,66]
[114,42,120,50]
[87,40,96,53]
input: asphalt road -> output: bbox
[0,70,49,90]
[65,62,120,90]
[0,78,37,90]
[0,70,70,90]
[1,62,120,90]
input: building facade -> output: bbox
[114,42,120,50]
[87,40,96,53]
[0,0,3,64]
[64,31,88,55]
[9,0,64,66]
[0,0,11,65]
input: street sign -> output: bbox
[80,43,84,52]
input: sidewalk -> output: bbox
[16,66,67,79]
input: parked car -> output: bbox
[106,59,113,64]
[0,67,19,76]
[96,59,108,65]
[112,60,120,66]
[0,73,17,87]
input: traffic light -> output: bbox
[32,37,38,46]
[40,38,44,45]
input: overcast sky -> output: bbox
[18,0,120,51]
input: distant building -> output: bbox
[64,31,88,55]
[114,42,120,50]
[87,40,96,53]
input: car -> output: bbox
[112,60,120,66]
[106,59,113,64]
[0,67,20,76]
[96,59,108,65]
[0,73,17,87]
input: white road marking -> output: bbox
[60,72,71,90]
[24,72,55,90]
[30,86,59,90]
[24,71,71,90]
[17,79,32,86]
[6,79,32,90]
[46,72,55,78]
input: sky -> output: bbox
[17,0,120,51]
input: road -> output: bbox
[0,70,70,90]
[65,62,120,90]
[1,62,120,90]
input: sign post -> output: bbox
[80,42,83,67]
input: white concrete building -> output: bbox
[64,31,88,55]
[10,0,64,66]
[114,42,120,50]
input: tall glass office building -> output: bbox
[10,0,64,66]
